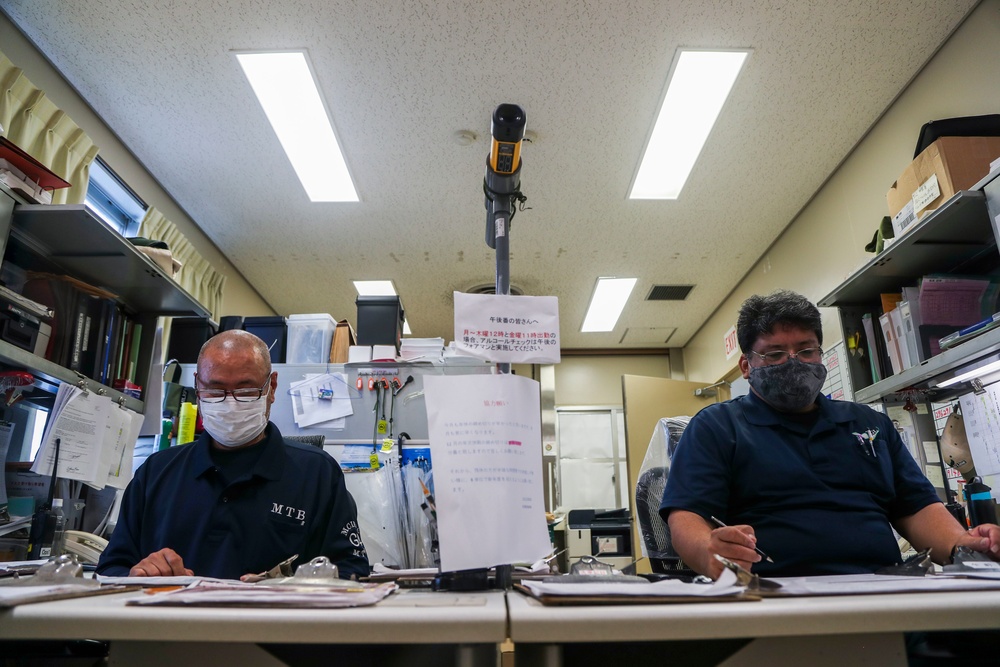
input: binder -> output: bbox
[879,312,903,375]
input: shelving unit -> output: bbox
[820,188,1000,404]
[0,196,209,413]
[819,168,1000,502]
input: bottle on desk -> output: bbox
[26,497,66,559]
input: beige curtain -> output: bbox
[139,207,226,320]
[0,51,99,204]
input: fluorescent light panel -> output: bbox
[236,51,358,202]
[353,280,397,296]
[935,359,1000,388]
[629,49,749,200]
[581,278,637,332]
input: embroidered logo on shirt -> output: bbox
[271,502,306,524]
[852,428,879,458]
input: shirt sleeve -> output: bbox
[95,461,149,576]
[659,405,734,523]
[319,461,370,579]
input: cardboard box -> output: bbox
[887,136,1000,223]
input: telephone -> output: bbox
[62,530,109,564]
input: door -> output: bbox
[622,375,721,571]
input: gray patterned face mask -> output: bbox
[748,359,828,412]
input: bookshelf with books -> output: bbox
[820,167,1000,406]
[0,191,209,412]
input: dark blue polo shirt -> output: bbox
[97,423,369,580]
[660,392,941,576]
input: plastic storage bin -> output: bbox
[286,313,336,364]
[356,296,404,352]
[243,316,287,363]
[167,317,218,363]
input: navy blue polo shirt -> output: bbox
[97,423,368,580]
[660,392,940,576]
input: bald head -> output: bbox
[196,330,272,381]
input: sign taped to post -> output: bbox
[453,292,560,364]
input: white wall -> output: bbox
[682,0,1000,382]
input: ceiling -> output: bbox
[0,1,979,350]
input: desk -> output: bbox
[507,588,1000,667]
[0,588,508,666]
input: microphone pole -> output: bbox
[483,103,527,375]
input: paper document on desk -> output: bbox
[425,373,552,572]
[770,573,1000,595]
[520,568,744,599]
[130,580,398,608]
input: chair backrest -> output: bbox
[635,466,672,556]
[284,434,325,448]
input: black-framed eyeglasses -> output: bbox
[195,376,271,403]
[748,347,824,366]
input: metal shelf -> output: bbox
[0,338,144,411]
[10,204,209,317]
[818,190,994,307]
[853,326,1000,403]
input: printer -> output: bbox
[565,508,633,571]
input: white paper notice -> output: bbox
[289,373,353,428]
[424,373,552,572]
[31,385,112,485]
[453,291,560,364]
[104,407,145,489]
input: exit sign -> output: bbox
[724,325,739,360]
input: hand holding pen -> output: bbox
[709,516,774,565]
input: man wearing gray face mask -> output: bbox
[660,290,999,581]
[98,330,368,580]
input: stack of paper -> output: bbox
[30,384,144,490]
[399,338,444,361]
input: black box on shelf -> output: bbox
[218,315,243,332]
[243,316,286,363]
[167,317,218,363]
[355,296,404,351]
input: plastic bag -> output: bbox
[634,417,690,561]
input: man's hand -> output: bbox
[668,510,762,579]
[708,524,762,575]
[129,548,193,577]
[952,523,1000,560]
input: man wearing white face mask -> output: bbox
[97,330,368,580]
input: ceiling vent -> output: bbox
[466,283,525,296]
[646,284,694,301]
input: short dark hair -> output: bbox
[736,290,823,353]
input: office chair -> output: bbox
[635,466,685,573]
[284,435,325,448]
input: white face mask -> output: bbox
[198,397,269,448]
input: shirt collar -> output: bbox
[191,423,286,481]
[741,391,852,428]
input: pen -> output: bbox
[709,516,774,564]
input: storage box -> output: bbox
[286,313,336,364]
[167,317,218,363]
[243,316,287,363]
[887,136,1000,222]
[355,296,404,351]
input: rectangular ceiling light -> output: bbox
[353,280,397,296]
[581,277,637,332]
[629,49,749,200]
[236,50,358,202]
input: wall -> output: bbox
[682,0,1000,383]
[554,354,670,406]
[0,14,275,319]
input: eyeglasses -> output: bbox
[748,347,823,366]
[196,377,271,403]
